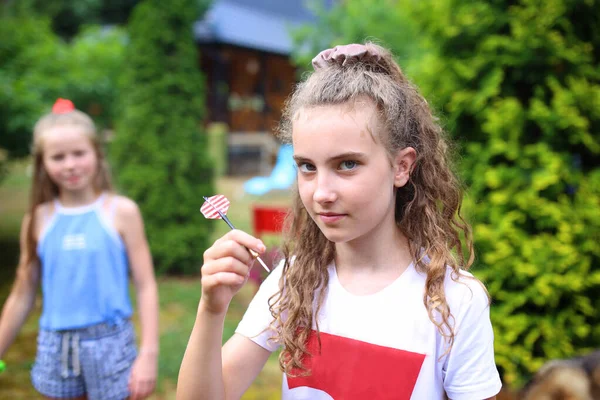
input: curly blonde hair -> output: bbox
[267,43,479,375]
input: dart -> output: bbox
[201,195,270,272]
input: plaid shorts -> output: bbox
[31,319,137,400]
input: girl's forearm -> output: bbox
[135,280,159,355]
[177,302,228,400]
[0,290,36,359]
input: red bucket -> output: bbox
[252,205,289,238]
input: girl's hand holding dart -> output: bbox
[200,194,269,315]
[201,195,270,272]
[200,230,266,315]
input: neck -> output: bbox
[58,188,100,207]
[334,216,413,275]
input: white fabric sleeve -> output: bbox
[443,276,503,400]
[235,260,284,352]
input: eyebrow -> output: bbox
[293,151,367,163]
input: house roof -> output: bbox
[194,0,332,55]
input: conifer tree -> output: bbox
[112,0,214,274]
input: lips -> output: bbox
[317,212,346,224]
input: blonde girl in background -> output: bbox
[177,43,502,399]
[0,99,159,400]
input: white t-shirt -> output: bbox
[236,261,502,400]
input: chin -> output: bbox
[63,182,90,192]
[317,227,343,242]
[319,229,361,244]
[65,184,84,191]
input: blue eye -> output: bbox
[298,163,316,173]
[339,160,358,170]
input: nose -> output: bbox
[64,155,76,169]
[313,172,337,204]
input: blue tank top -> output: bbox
[37,193,133,330]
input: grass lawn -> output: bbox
[0,159,289,399]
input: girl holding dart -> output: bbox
[178,43,502,399]
[0,99,159,400]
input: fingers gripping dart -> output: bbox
[201,196,270,272]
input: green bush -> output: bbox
[0,15,63,157]
[294,0,600,387]
[0,13,126,159]
[405,0,600,386]
[111,0,214,275]
[5,0,140,39]
[62,26,128,130]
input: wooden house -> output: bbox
[194,0,332,174]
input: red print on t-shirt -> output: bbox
[287,330,426,399]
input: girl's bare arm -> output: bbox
[0,215,40,358]
[117,196,159,400]
[119,197,159,356]
[177,230,269,400]
[179,308,271,400]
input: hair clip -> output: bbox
[52,98,75,114]
[312,44,383,70]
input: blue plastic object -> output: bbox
[244,144,295,196]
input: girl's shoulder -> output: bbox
[31,201,56,238]
[103,193,144,237]
[33,200,55,217]
[103,193,141,218]
[442,267,490,310]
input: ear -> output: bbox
[393,147,416,188]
